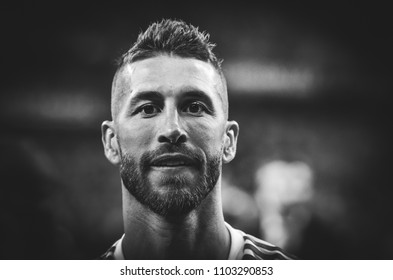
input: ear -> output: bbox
[101,120,121,165]
[222,120,239,164]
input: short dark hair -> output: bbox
[118,18,223,74]
[111,18,228,120]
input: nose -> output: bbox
[157,109,187,145]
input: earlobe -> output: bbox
[223,120,239,164]
[101,120,121,165]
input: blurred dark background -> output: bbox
[1,1,392,259]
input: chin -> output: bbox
[149,172,199,190]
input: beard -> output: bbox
[119,143,222,217]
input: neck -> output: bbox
[121,181,230,259]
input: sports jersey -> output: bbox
[99,222,295,260]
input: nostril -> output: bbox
[174,134,187,144]
[158,130,187,144]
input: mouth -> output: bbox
[150,153,197,168]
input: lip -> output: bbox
[150,153,197,167]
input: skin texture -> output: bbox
[101,54,239,259]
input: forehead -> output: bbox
[118,55,223,100]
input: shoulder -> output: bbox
[242,233,297,260]
[226,222,296,260]
[98,237,123,260]
[98,243,116,260]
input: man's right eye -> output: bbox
[137,104,161,117]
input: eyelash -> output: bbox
[182,101,209,115]
[133,101,211,117]
[134,104,161,117]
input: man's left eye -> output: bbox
[183,102,206,115]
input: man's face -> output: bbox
[110,55,232,216]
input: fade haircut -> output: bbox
[111,18,228,120]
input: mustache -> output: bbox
[140,144,205,168]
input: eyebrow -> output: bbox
[128,91,163,108]
[181,90,214,111]
[127,88,216,113]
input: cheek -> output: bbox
[186,119,225,150]
[118,123,155,152]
